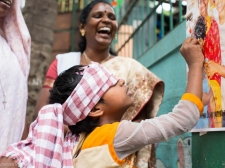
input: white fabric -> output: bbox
[73,145,121,168]
[0,0,31,154]
[114,100,200,159]
[0,36,27,154]
[56,52,81,75]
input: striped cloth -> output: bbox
[1,62,118,168]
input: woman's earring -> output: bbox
[115,33,118,40]
[80,29,85,36]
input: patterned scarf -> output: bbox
[1,62,118,168]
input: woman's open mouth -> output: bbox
[97,27,111,38]
[98,27,111,34]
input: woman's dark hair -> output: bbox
[49,65,99,135]
[78,0,117,55]
[194,16,207,40]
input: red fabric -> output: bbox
[43,59,58,88]
[46,59,58,80]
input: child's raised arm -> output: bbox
[113,37,204,160]
[180,37,204,99]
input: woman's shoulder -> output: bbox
[114,56,133,60]
[55,52,81,75]
[108,56,138,64]
[56,52,81,60]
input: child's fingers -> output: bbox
[181,41,200,54]
[183,37,192,46]
[186,37,193,42]
[190,38,199,45]
[183,37,200,49]
[187,37,201,48]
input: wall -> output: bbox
[137,22,191,168]
[52,11,81,60]
[115,24,133,57]
[52,12,73,57]
[138,20,225,168]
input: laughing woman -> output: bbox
[0,0,30,154]
[35,0,164,167]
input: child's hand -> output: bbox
[180,37,204,67]
[180,37,204,100]
[202,88,213,106]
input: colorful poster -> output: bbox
[186,0,225,131]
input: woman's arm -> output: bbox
[35,88,51,117]
[34,59,58,117]
[21,117,29,140]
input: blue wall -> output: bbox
[137,22,190,167]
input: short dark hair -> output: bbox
[78,0,117,55]
[49,65,99,135]
[49,65,84,104]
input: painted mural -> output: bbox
[186,0,225,131]
[156,135,192,168]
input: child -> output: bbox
[0,37,204,168]
[72,37,204,167]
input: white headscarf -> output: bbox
[0,0,31,153]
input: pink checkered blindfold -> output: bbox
[63,62,119,125]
